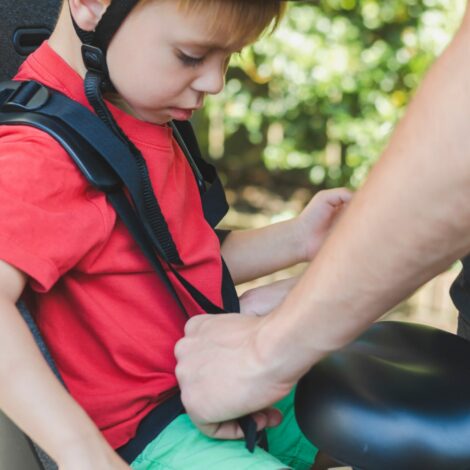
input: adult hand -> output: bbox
[297,188,352,261]
[175,313,297,439]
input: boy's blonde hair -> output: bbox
[149,0,286,47]
[63,0,286,48]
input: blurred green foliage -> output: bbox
[194,0,465,192]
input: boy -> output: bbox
[0,0,351,468]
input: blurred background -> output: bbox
[193,0,467,333]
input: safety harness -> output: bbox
[0,79,262,462]
[0,0,284,460]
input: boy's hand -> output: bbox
[297,188,352,261]
[240,276,299,317]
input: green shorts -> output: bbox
[131,388,318,469]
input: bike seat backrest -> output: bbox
[0,0,60,81]
[0,2,61,469]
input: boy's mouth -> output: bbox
[168,107,199,121]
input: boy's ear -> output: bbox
[68,0,111,32]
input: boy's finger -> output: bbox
[197,420,246,440]
[314,188,352,207]
[253,407,283,429]
[328,188,353,205]
[196,408,283,440]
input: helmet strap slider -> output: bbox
[81,44,109,76]
[81,44,113,91]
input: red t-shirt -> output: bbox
[0,42,224,448]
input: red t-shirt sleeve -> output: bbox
[0,126,108,292]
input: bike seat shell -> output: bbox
[295,321,470,470]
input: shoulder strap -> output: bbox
[0,80,228,314]
[0,80,180,263]
[171,121,231,228]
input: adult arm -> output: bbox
[175,6,470,437]
[0,260,129,469]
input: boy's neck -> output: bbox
[49,4,88,80]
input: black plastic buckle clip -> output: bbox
[81,44,114,91]
[1,81,50,112]
[82,44,110,76]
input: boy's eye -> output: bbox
[177,51,205,67]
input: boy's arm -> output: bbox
[0,260,129,469]
[221,188,351,285]
[175,8,470,437]
[220,220,305,285]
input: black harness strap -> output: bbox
[117,394,185,463]
[85,71,184,265]
[4,80,183,263]
[171,121,231,228]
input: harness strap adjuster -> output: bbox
[1,81,50,112]
[82,44,110,76]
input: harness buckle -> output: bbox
[1,81,50,112]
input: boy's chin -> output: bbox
[151,117,173,125]
[137,107,194,124]
[166,107,195,122]
[137,111,173,126]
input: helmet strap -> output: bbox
[69,0,183,266]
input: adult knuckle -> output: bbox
[174,339,185,360]
[174,336,196,362]
[174,361,184,381]
[184,315,205,335]
[180,389,196,413]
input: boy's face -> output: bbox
[105,0,247,124]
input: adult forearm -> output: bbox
[0,299,110,465]
[221,219,305,284]
[262,10,470,376]
[174,5,470,437]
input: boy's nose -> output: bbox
[192,66,226,96]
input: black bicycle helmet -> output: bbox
[72,0,308,93]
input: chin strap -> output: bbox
[70,0,182,265]
[71,0,140,91]
[71,0,139,52]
